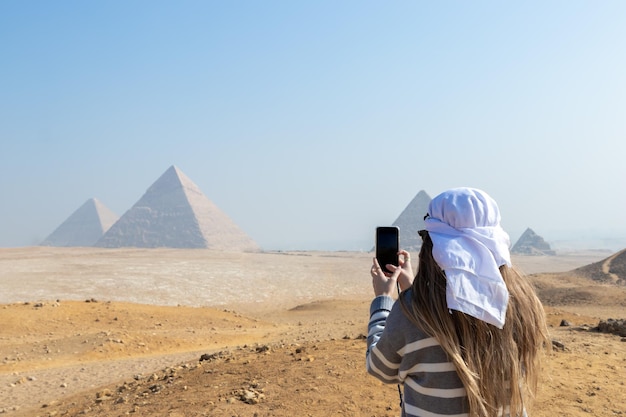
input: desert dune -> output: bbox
[1,248,625,416]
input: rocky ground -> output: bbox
[1,248,625,416]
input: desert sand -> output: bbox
[1,247,625,416]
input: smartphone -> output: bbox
[375,226,399,274]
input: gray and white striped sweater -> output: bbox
[366,292,469,417]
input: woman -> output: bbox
[367,187,549,417]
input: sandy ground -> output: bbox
[1,247,625,416]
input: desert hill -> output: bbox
[531,271,626,311]
[572,248,626,285]
[529,249,626,312]
[1,248,625,417]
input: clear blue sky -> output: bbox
[1,1,625,250]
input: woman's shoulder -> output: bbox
[399,288,414,303]
[388,289,432,339]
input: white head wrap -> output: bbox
[424,187,512,329]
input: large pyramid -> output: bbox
[41,198,119,247]
[392,190,432,251]
[511,227,555,255]
[95,166,259,250]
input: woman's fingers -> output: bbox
[371,258,383,276]
[398,250,411,265]
[371,258,398,296]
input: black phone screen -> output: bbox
[376,226,399,273]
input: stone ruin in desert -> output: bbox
[511,227,555,255]
[43,166,259,251]
[41,198,119,247]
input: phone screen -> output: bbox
[376,226,399,273]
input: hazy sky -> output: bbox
[1,1,625,251]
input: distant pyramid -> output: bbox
[511,228,555,255]
[41,198,119,247]
[95,166,259,250]
[392,190,432,251]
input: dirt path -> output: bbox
[601,251,621,283]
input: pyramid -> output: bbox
[95,166,259,250]
[511,228,555,255]
[41,198,119,247]
[392,190,432,251]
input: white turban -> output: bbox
[424,188,511,329]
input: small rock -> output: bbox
[199,351,228,362]
[42,400,58,408]
[96,389,112,399]
[560,319,572,327]
[256,345,270,354]
[552,340,566,350]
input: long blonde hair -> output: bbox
[400,232,549,417]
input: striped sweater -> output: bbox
[366,292,469,417]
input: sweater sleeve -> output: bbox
[366,295,402,383]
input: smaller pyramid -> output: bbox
[41,198,119,247]
[392,190,432,251]
[511,228,555,256]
